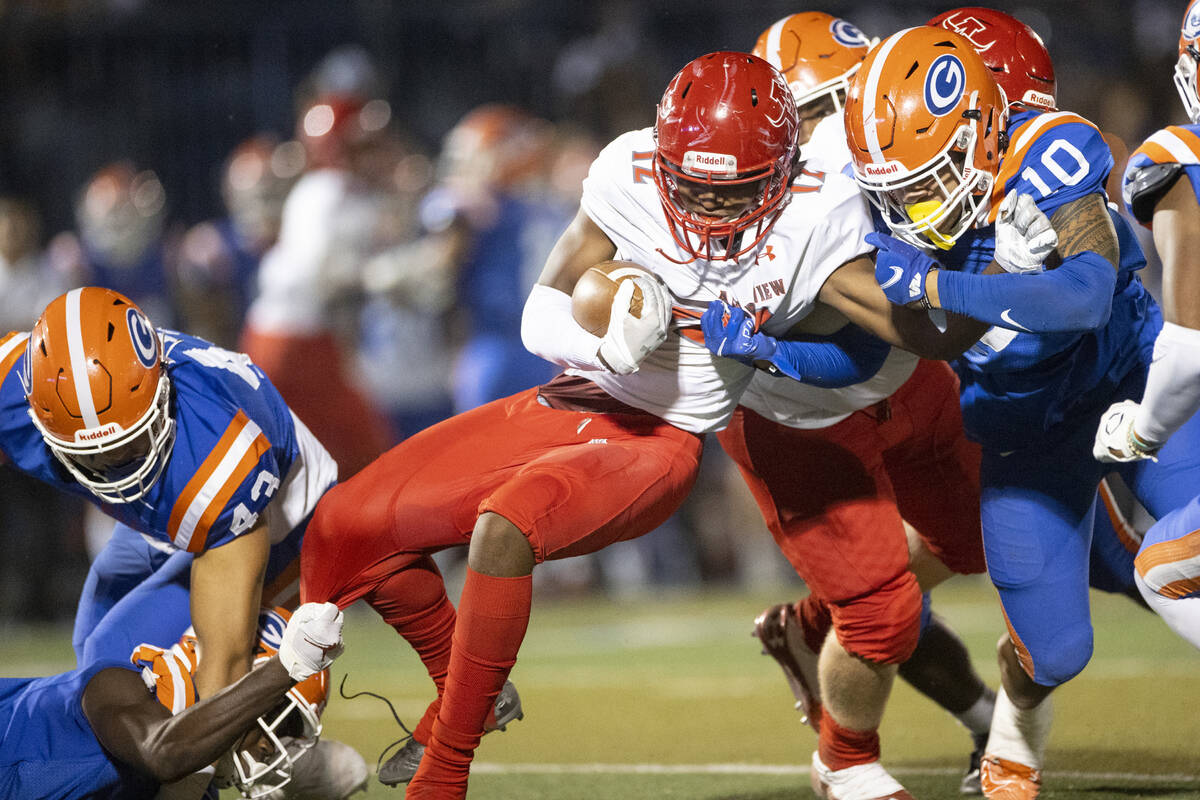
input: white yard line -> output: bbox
[469,762,1200,783]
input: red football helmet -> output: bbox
[297,93,392,170]
[845,27,1007,251]
[928,7,1056,111]
[654,51,799,262]
[1176,0,1200,123]
[229,606,330,799]
[22,287,174,503]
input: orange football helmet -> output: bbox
[439,104,553,193]
[928,8,1056,112]
[753,12,872,114]
[22,287,174,503]
[845,26,1008,250]
[229,606,330,799]
[1177,0,1200,123]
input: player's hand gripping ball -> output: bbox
[572,260,672,374]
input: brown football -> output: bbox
[571,260,649,336]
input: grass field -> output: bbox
[6,577,1200,799]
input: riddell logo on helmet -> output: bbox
[75,423,121,443]
[682,151,738,176]
[1023,89,1055,109]
[862,161,902,177]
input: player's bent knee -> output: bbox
[830,570,922,664]
[1030,625,1093,686]
[469,512,536,577]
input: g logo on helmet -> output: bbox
[1185,3,1200,39]
[924,54,966,116]
[830,19,869,48]
[256,608,288,654]
[126,308,158,368]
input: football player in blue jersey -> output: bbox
[843,24,1200,800]
[0,599,349,800]
[1094,0,1200,650]
[0,286,339,705]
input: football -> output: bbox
[571,260,651,336]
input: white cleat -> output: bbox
[810,751,916,800]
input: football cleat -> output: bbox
[980,755,1041,800]
[753,603,822,729]
[810,752,915,800]
[961,731,989,795]
[377,680,524,787]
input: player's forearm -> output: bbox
[1132,322,1200,446]
[139,658,294,783]
[760,326,890,387]
[934,251,1117,332]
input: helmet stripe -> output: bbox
[64,288,101,429]
[862,28,916,164]
[763,17,787,70]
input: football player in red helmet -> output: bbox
[653,52,799,262]
[303,50,988,799]
[0,599,348,798]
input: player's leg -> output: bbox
[405,401,702,797]
[76,547,193,666]
[883,360,994,792]
[976,435,1101,798]
[1119,406,1200,646]
[72,522,178,663]
[719,407,920,799]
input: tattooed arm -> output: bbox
[929,191,1120,333]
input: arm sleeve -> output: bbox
[763,325,891,388]
[935,250,1116,333]
[520,283,605,371]
[1133,321,1200,446]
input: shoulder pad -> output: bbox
[1125,161,1185,224]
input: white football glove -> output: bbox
[995,192,1058,273]
[1093,399,1161,463]
[278,601,345,682]
[598,275,673,374]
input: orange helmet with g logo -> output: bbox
[22,287,174,502]
[845,26,1007,250]
[1176,0,1200,123]
[753,12,872,112]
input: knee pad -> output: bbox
[1025,622,1093,686]
[829,570,922,664]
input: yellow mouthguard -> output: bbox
[904,200,956,250]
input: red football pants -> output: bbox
[717,359,983,662]
[300,387,702,607]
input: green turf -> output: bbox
[6,577,1200,798]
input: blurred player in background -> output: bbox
[70,161,181,329]
[240,50,398,477]
[301,50,989,799]
[176,134,305,349]
[747,13,994,794]
[1094,0,1200,650]
[0,288,338,722]
[0,599,356,799]
[847,24,1200,799]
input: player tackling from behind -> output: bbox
[300,50,987,799]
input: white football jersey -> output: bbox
[575,127,874,433]
[740,114,918,430]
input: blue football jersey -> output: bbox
[0,660,158,800]
[935,109,1159,450]
[1122,123,1200,225]
[0,329,300,554]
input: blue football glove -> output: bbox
[700,300,777,363]
[868,231,940,307]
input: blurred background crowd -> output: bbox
[0,0,1180,623]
